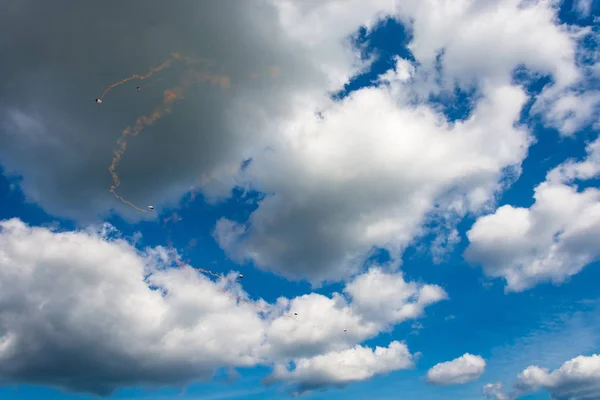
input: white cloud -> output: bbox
[264,341,415,395]
[574,0,593,18]
[213,0,594,283]
[262,267,447,360]
[488,354,600,400]
[398,0,580,88]
[533,90,600,136]
[402,0,599,139]
[0,218,265,395]
[465,137,600,292]
[531,59,600,136]
[426,353,486,385]
[262,292,378,361]
[0,218,442,395]
[515,354,600,399]
[216,73,531,283]
[530,24,600,136]
[483,382,510,400]
[267,0,398,89]
[395,0,596,142]
[547,136,600,182]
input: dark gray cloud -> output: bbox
[0,0,328,223]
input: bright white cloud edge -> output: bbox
[213,0,598,284]
[0,218,445,395]
[483,353,600,400]
[466,136,600,292]
[426,353,486,385]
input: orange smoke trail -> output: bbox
[170,246,237,281]
[103,57,307,323]
[108,87,183,212]
[138,77,164,91]
[102,58,320,329]
[99,54,180,100]
[99,52,215,100]
[108,64,231,214]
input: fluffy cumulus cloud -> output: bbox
[397,0,580,87]
[216,75,531,283]
[214,0,592,283]
[515,354,600,400]
[258,266,447,360]
[0,219,444,395]
[344,267,447,326]
[465,137,600,292]
[426,353,486,385]
[264,341,414,395]
[530,13,600,136]
[0,218,264,395]
[402,0,599,137]
[484,354,600,400]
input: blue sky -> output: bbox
[1,1,600,400]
